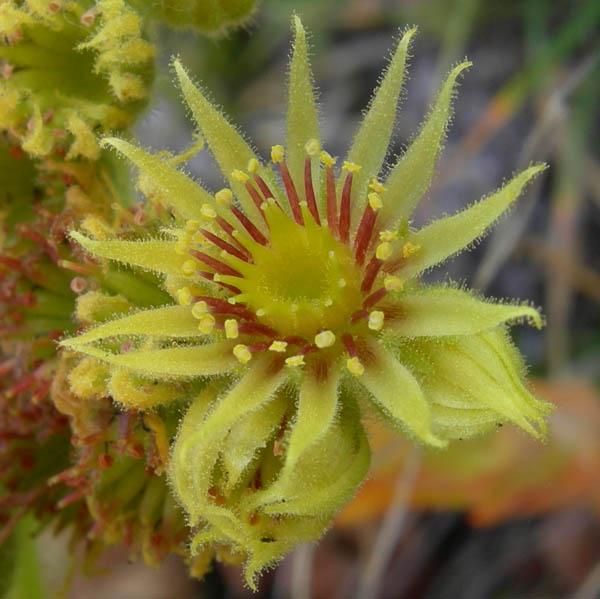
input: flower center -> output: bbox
[237,212,363,338]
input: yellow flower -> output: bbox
[62,18,552,586]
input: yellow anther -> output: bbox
[224,319,239,339]
[314,330,336,349]
[368,310,385,331]
[379,230,398,242]
[185,219,200,234]
[231,169,249,183]
[342,161,361,173]
[198,314,216,334]
[285,355,305,367]
[324,299,333,307]
[200,204,217,220]
[269,340,288,353]
[177,287,192,306]
[376,242,393,261]
[369,178,386,194]
[346,357,365,376]
[256,308,266,317]
[368,192,383,211]
[213,273,222,282]
[233,344,252,364]
[319,150,336,167]
[181,259,197,276]
[227,297,237,305]
[270,145,285,163]
[402,241,421,259]
[215,188,233,205]
[305,138,320,155]
[384,276,404,292]
[247,158,259,173]
[338,278,347,288]
[191,301,208,318]
[174,238,190,256]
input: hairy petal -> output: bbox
[70,232,186,275]
[360,339,445,447]
[286,16,321,201]
[395,165,547,279]
[61,305,202,348]
[381,61,471,227]
[387,286,542,337]
[66,342,237,378]
[343,27,416,217]
[174,60,279,226]
[101,138,212,221]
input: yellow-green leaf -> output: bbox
[381,61,471,227]
[397,165,547,279]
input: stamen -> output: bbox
[233,344,252,364]
[361,257,382,294]
[197,314,216,334]
[181,259,197,277]
[384,276,404,291]
[229,205,268,245]
[338,171,354,244]
[376,242,393,260]
[269,341,288,352]
[198,271,240,294]
[215,216,252,259]
[368,192,383,211]
[238,322,278,338]
[304,155,320,225]
[231,169,249,183]
[285,355,305,367]
[379,230,398,242]
[278,159,303,225]
[224,319,239,339]
[247,158,260,173]
[200,204,217,220]
[368,310,385,331]
[177,287,192,306]
[199,229,250,262]
[369,178,386,194]
[191,301,208,318]
[363,287,388,310]
[190,251,242,277]
[354,204,377,266]
[321,153,338,235]
[314,330,336,348]
[195,296,256,320]
[245,181,269,224]
[185,220,201,233]
[402,241,421,258]
[271,145,285,163]
[215,188,233,206]
[346,357,365,376]
[341,333,358,358]
[253,174,274,200]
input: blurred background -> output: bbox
[58,0,600,596]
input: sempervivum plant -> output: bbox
[0,0,155,160]
[61,18,552,586]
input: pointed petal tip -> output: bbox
[292,14,305,34]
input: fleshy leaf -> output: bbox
[381,61,471,227]
[285,359,339,469]
[387,286,542,337]
[343,27,416,217]
[360,339,445,447]
[61,305,201,348]
[174,59,279,226]
[255,409,370,518]
[222,393,288,492]
[396,165,547,279]
[71,232,185,275]
[67,342,237,378]
[101,138,211,221]
[171,356,287,517]
[286,16,321,202]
